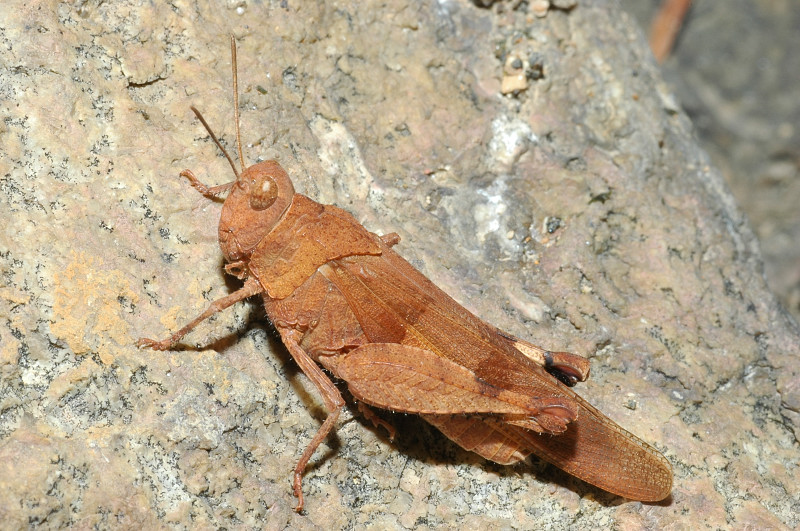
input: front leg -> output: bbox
[180,168,235,199]
[137,277,262,350]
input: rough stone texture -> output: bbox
[621,0,800,323]
[1,0,797,529]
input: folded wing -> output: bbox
[321,243,672,502]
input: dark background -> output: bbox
[622,0,800,322]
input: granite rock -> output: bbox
[1,0,797,528]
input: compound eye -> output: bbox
[249,176,278,210]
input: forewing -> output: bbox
[323,250,568,399]
[336,342,576,431]
[517,390,673,502]
[323,245,672,502]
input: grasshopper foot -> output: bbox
[293,471,305,513]
[135,337,174,351]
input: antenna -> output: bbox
[230,35,245,174]
[189,106,240,180]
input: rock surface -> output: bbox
[622,0,800,338]
[1,0,797,528]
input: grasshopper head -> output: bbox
[218,160,294,263]
[190,37,296,272]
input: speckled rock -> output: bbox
[1,0,797,528]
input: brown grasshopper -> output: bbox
[138,37,672,511]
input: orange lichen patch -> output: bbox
[51,251,139,364]
[0,331,20,368]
